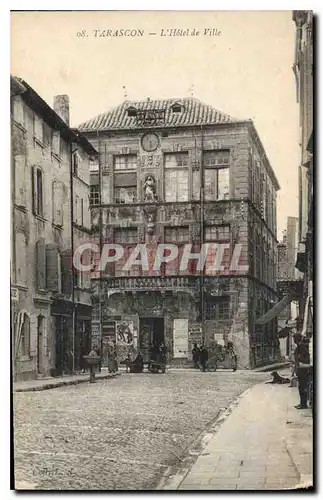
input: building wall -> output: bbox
[84,121,278,369]
[11,91,93,381]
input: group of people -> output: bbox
[192,344,209,372]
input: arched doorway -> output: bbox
[37,315,45,374]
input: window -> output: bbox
[205,225,230,241]
[52,180,64,226]
[114,228,139,276]
[34,114,43,143]
[12,97,24,126]
[90,160,99,172]
[72,152,81,176]
[19,313,30,356]
[204,150,230,201]
[164,152,189,202]
[90,185,100,205]
[114,157,137,203]
[164,226,189,275]
[114,154,137,170]
[115,186,137,204]
[115,228,138,244]
[164,226,189,242]
[205,296,230,320]
[52,131,60,156]
[32,167,44,216]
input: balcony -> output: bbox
[103,275,199,292]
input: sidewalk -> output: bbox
[14,371,121,392]
[165,382,313,491]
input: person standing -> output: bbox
[293,333,310,409]
[192,343,200,369]
[199,345,208,372]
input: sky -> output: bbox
[10,10,300,239]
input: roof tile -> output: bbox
[78,97,241,131]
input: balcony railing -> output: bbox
[104,275,199,291]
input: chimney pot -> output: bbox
[53,95,70,125]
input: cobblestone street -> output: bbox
[14,370,267,490]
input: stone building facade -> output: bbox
[293,11,313,349]
[79,98,280,368]
[11,77,97,381]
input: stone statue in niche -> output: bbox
[143,175,158,203]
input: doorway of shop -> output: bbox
[139,317,165,362]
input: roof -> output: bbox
[78,98,241,131]
[11,76,98,156]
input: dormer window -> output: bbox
[171,102,184,113]
[127,106,137,117]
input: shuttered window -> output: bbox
[61,250,72,295]
[34,114,43,143]
[52,180,64,226]
[32,166,44,217]
[164,153,189,202]
[14,155,27,207]
[36,238,46,291]
[46,243,59,292]
[15,233,27,286]
[12,97,24,126]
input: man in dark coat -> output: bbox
[199,345,209,372]
[192,343,200,369]
[293,333,310,409]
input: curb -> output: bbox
[253,362,291,373]
[14,372,121,393]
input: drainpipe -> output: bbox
[97,131,103,360]
[70,142,76,373]
[200,126,205,344]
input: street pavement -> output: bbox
[162,381,313,491]
[13,369,267,490]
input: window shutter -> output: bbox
[53,180,64,226]
[16,233,27,286]
[46,243,59,292]
[61,250,72,295]
[14,155,26,207]
[36,238,46,291]
[31,166,38,215]
[30,315,37,357]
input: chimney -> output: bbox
[53,95,70,125]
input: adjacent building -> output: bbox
[79,97,280,368]
[292,11,314,349]
[277,217,302,357]
[11,77,97,381]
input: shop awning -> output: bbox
[255,294,293,325]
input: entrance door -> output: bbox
[139,318,165,362]
[37,315,44,374]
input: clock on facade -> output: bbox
[141,132,160,152]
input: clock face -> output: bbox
[141,132,159,152]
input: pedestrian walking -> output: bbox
[192,343,200,369]
[293,333,310,409]
[199,345,208,372]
